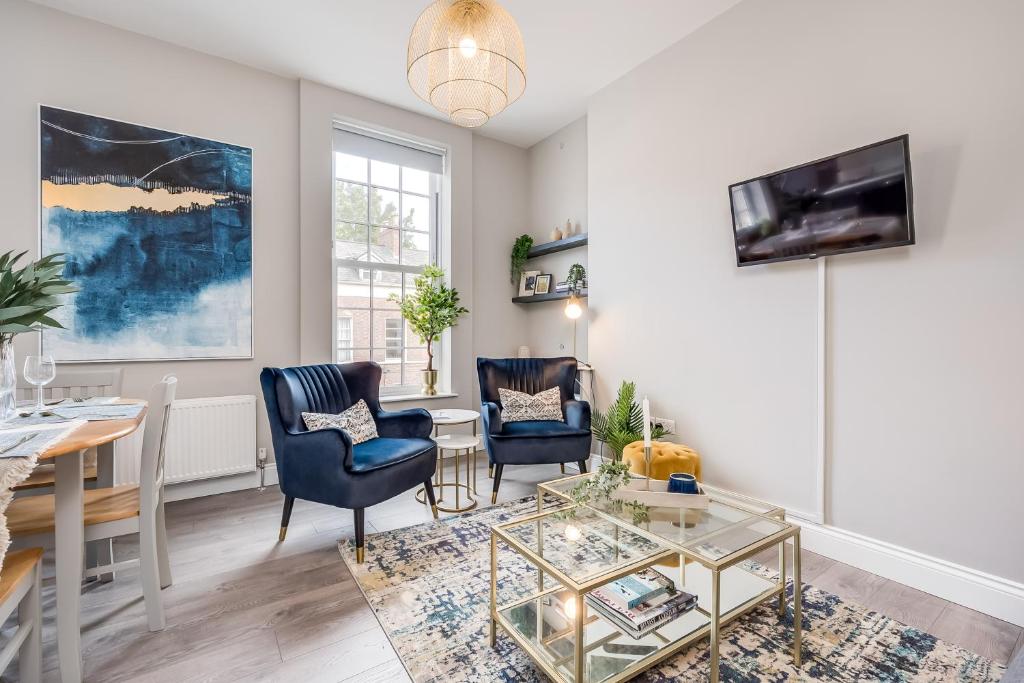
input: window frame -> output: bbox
[331,122,450,398]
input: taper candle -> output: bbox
[642,396,651,447]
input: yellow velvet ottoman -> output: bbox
[622,441,702,569]
[622,441,702,482]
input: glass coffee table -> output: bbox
[488,472,801,683]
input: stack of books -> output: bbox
[585,569,697,639]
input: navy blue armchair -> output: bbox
[477,357,592,503]
[260,362,438,563]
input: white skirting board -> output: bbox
[787,511,1024,628]
[165,463,278,502]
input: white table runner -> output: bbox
[0,421,84,573]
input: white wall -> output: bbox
[0,0,300,456]
[588,0,1024,584]
[525,117,589,360]
[472,136,530,397]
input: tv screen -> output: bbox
[729,135,914,266]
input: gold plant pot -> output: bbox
[421,369,438,396]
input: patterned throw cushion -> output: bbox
[498,387,564,424]
[302,399,378,444]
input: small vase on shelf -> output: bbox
[550,227,563,242]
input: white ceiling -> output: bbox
[29,0,740,147]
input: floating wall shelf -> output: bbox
[512,288,588,305]
[526,233,588,259]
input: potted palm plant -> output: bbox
[390,265,468,395]
[591,380,666,460]
[0,251,77,419]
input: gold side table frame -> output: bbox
[416,410,481,513]
[488,479,802,683]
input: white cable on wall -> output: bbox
[814,257,827,524]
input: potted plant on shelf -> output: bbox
[0,251,77,419]
[390,265,468,396]
[567,263,586,292]
[510,234,533,286]
[591,380,665,461]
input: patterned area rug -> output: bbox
[339,498,1004,682]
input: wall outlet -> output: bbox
[654,417,675,435]
[257,447,267,465]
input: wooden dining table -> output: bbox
[35,400,147,683]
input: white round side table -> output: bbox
[432,434,480,513]
[415,409,481,513]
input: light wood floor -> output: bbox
[8,458,1022,682]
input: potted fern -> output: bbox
[591,381,666,461]
[390,265,468,395]
[0,251,77,419]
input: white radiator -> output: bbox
[115,395,257,485]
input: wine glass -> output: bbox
[23,355,56,412]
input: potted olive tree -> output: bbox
[0,251,77,419]
[390,265,468,395]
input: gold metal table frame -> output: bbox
[416,410,481,513]
[488,475,802,683]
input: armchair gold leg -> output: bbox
[355,546,365,564]
[488,464,494,478]
[278,527,288,542]
[431,504,439,519]
[491,492,497,504]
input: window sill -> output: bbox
[380,392,458,404]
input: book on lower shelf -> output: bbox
[585,572,698,639]
[600,568,672,609]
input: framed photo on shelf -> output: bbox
[534,274,552,295]
[518,270,540,297]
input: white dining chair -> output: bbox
[0,548,43,683]
[14,368,124,492]
[14,368,126,583]
[7,374,176,631]
[15,368,124,403]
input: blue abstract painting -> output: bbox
[40,106,253,361]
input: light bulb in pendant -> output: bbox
[565,524,582,542]
[458,36,478,58]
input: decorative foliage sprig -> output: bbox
[510,234,533,285]
[0,251,77,344]
[566,461,650,526]
[591,381,666,460]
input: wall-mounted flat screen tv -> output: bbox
[729,135,914,266]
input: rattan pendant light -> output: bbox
[407,0,526,128]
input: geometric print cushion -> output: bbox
[302,398,378,445]
[498,386,563,424]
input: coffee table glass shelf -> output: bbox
[489,473,801,683]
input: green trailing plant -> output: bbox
[0,251,77,344]
[591,381,666,460]
[510,234,533,285]
[564,460,650,525]
[567,263,586,291]
[389,265,468,373]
